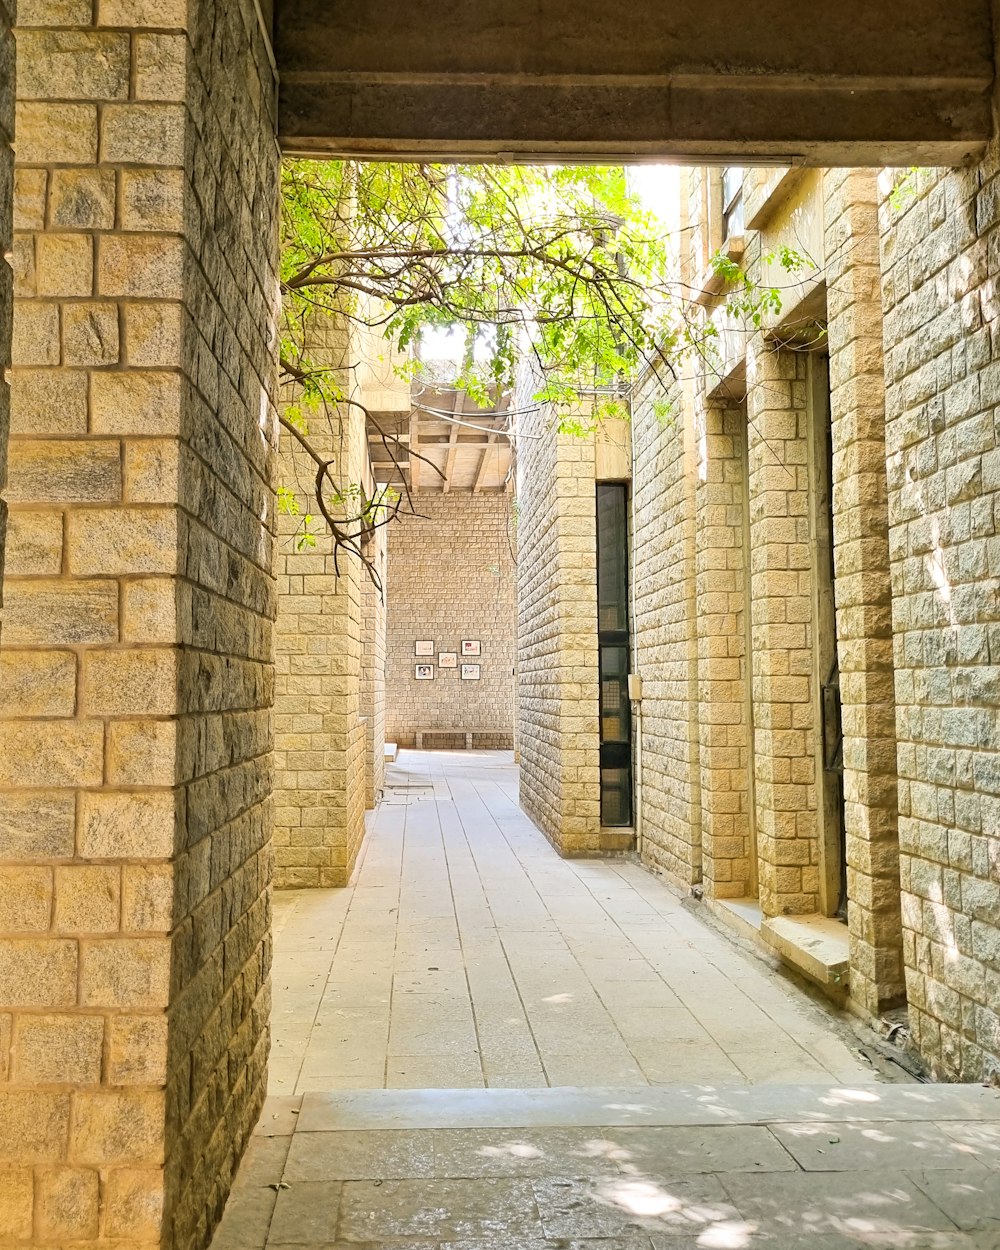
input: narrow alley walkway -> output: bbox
[269,750,874,1093]
[211,751,1000,1250]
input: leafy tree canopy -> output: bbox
[280,160,676,423]
[276,160,809,580]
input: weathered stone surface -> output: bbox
[104,1166,165,1239]
[83,647,178,717]
[79,790,176,859]
[15,101,97,163]
[0,720,103,787]
[70,1090,165,1165]
[81,938,171,1009]
[14,1015,105,1085]
[35,230,94,296]
[0,865,53,931]
[103,102,186,165]
[90,369,182,435]
[49,166,116,229]
[0,1167,33,1238]
[16,30,130,101]
[878,157,1000,1080]
[1,578,119,645]
[6,437,122,502]
[0,1092,72,1163]
[55,865,122,933]
[67,506,178,574]
[0,793,76,859]
[0,939,78,1007]
[0,648,76,717]
[62,300,120,365]
[35,1166,101,1239]
[120,167,185,232]
[106,720,178,787]
[9,368,88,434]
[107,1015,169,1085]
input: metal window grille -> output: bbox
[596,482,633,827]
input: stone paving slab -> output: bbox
[768,1119,992,1173]
[337,1177,542,1241]
[907,1170,1000,1230]
[720,1170,961,1247]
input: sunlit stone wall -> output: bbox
[879,157,1000,1081]
[0,3,281,1246]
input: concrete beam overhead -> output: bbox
[275,0,995,165]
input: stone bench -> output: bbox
[414,729,503,750]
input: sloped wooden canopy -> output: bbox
[368,386,513,494]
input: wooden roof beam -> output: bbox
[441,391,463,494]
[408,409,419,493]
[473,421,504,494]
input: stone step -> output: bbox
[259,1082,1000,1134]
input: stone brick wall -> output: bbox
[0,4,280,1248]
[879,156,1000,1081]
[385,490,516,749]
[515,394,605,853]
[621,159,1000,1080]
[631,372,702,882]
[274,317,369,888]
[621,167,909,1017]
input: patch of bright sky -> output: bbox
[420,164,682,367]
[627,163,681,230]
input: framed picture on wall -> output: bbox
[414,640,435,655]
[461,640,481,656]
[414,664,435,680]
[461,664,481,680]
[438,652,458,668]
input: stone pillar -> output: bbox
[746,339,821,917]
[824,170,904,1015]
[0,5,279,1247]
[516,401,604,854]
[694,398,756,899]
[630,373,702,883]
[273,374,367,888]
[0,0,11,646]
[361,523,387,809]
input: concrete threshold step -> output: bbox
[278,1082,1000,1134]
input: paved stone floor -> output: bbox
[217,1084,1000,1248]
[213,752,1000,1249]
[269,751,875,1094]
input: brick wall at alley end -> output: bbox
[386,491,516,749]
